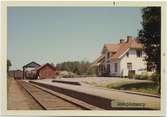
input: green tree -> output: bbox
[138,7,161,93]
[7,59,12,73]
[138,7,161,73]
[56,61,96,75]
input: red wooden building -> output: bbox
[36,63,57,79]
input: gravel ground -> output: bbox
[43,77,152,85]
[7,79,43,110]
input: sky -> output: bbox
[7,7,143,70]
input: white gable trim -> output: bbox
[118,48,130,59]
[101,46,107,54]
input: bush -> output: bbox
[140,73,149,80]
[150,72,160,94]
[134,75,141,79]
[134,72,149,80]
[151,72,160,84]
[128,70,135,79]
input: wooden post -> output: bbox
[23,67,25,80]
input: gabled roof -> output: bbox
[23,61,40,68]
[36,63,56,72]
[9,69,22,73]
[91,55,105,66]
[103,38,143,59]
[95,55,105,64]
[103,44,120,52]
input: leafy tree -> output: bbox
[7,59,12,73]
[56,61,96,75]
[86,66,97,75]
[138,7,161,93]
[138,7,161,73]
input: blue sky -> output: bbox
[7,7,143,70]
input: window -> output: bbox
[136,50,142,57]
[107,52,110,59]
[127,63,132,70]
[126,52,129,57]
[114,63,118,72]
[107,64,110,73]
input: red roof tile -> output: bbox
[104,43,121,52]
[104,38,143,59]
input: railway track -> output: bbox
[18,81,103,110]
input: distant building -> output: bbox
[93,36,148,77]
[23,61,41,79]
[59,70,77,78]
[36,63,57,79]
[22,62,58,79]
[9,70,23,79]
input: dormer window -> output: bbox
[112,52,116,55]
[126,52,129,57]
[136,50,142,57]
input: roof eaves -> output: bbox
[37,63,56,72]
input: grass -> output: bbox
[106,82,160,95]
[7,76,14,108]
[83,80,160,95]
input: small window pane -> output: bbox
[136,50,142,57]
[127,63,132,70]
[107,52,110,58]
[115,63,118,72]
[126,52,129,57]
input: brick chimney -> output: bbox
[120,39,125,43]
[127,36,133,42]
